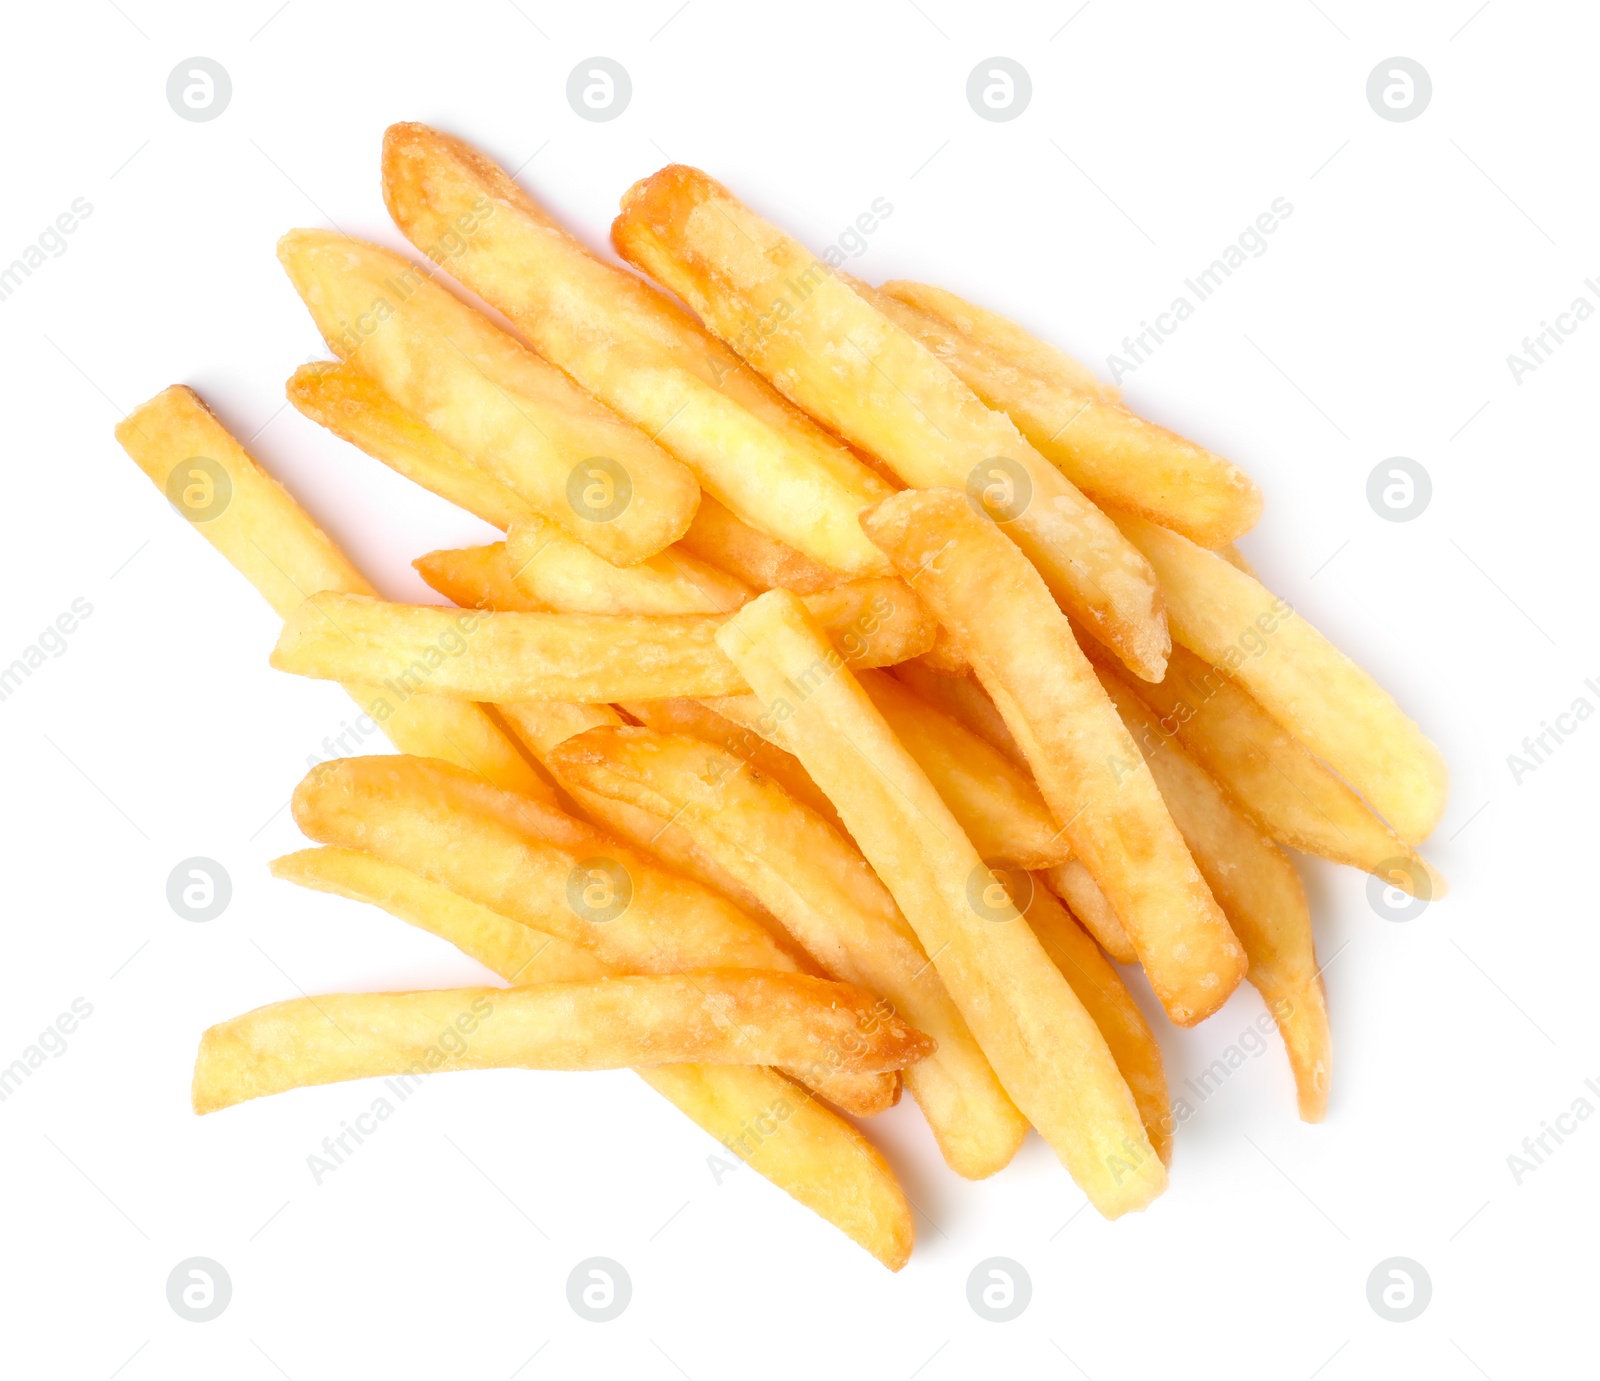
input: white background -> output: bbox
[1,1,1592,1377]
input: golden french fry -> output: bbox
[861,489,1245,1026]
[381,123,894,577]
[681,493,842,594]
[277,229,699,565]
[1021,884,1170,1163]
[549,725,1028,1178]
[195,970,933,1114]
[506,514,750,614]
[1095,664,1330,1119]
[611,166,1169,681]
[114,385,553,802]
[1109,511,1449,845]
[291,754,893,1115]
[618,697,847,836]
[870,282,1262,547]
[271,844,913,1267]
[1101,642,1440,897]
[271,584,934,702]
[715,589,1165,1217]
[1043,860,1136,965]
[414,542,549,613]
[892,661,1024,766]
[875,280,1117,402]
[287,360,536,531]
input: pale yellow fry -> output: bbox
[277,229,699,566]
[715,589,1165,1217]
[611,166,1169,681]
[381,122,893,576]
[269,844,913,1268]
[1022,884,1170,1164]
[506,514,750,614]
[681,494,842,594]
[1096,664,1331,1120]
[287,360,536,531]
[113,385,553,802]
[871,282,1262,547]
[1043,860,1137,965]
[291,753,893,1115]
[414,542,549,612]
[271,585,934,702]
[892,661,1024,766]
[861,489,1246,1026]
[549,725,1028,1179]
[1110,511,1449,845]
[1104,642,1441,898]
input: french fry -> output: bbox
[1101,642,1440,897]
[1094,664,1330,1119]
[892,661,1024,765]
[1043,860,1137,965]
[618,697,847,835]
[870,282,1262,547]
[277,229,699,565]
[1021,884,1170,1163]
[195,970,933,1114]
[681,493,841,594]
[414,542,548,613]
[549,726,1029,1178]
[287,360,536,531]
[271,844,913,1267]
[270,584,934,702]
[861,489,1246,1026]
[1109,511,1449,845]
[381,122,895,577]
[114,385,553,802]
[611,166,1170,681]
[291,754,894,1114]
[715,590,1165,1217]
[506,514,750,614]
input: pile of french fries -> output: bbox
[116,123,1447,1271]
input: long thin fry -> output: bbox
[270,585,934,702]
[1043,860,1137,965]
[862,489,1245,1026]
[549,725,1028,1178]
[381,122,894,577]
[715,589,1165,1217]
[114,385,553,802]
[681,493,842,594]
[272,845,913,1267]
[611,165,1170,680]
[277,229,699,565]
[1109,511,1449,845]
[414,542,548,613]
